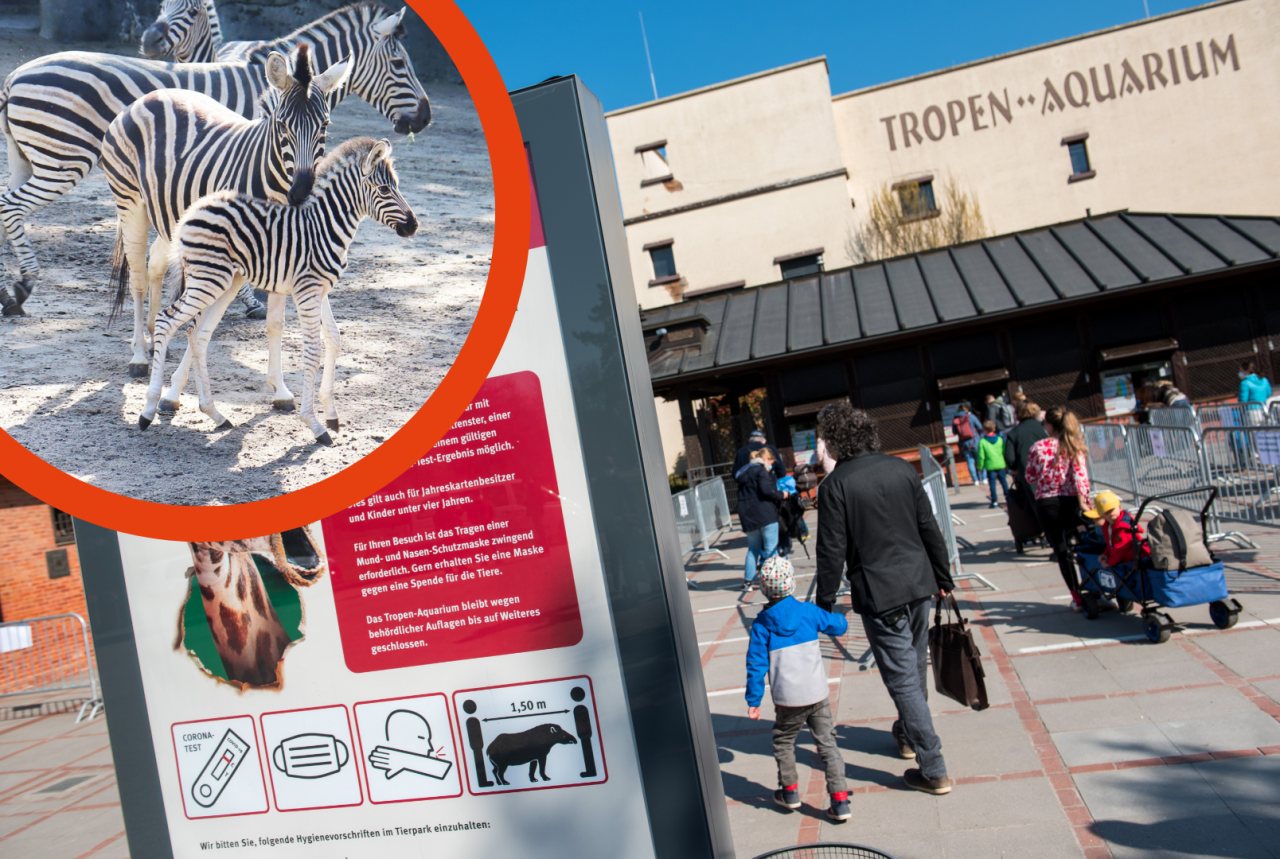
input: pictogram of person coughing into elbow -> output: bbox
[571,686,596,778]
[462,699,494,787]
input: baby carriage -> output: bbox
[1074,487,1243,643]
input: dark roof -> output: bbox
[641,212,1280,385]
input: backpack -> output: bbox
[953,415,974,442]
[999,402,1016,427]
[1146,509,1213,572]
[793,463,818,493]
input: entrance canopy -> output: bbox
[642,212,1280,389]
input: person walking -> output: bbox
[985,394,1015,434]
[746,556,851,822]
[1023,407,1093,612]
[951,404,984,485]
[1239,361,1272,424]
[1005,401,1048,485]
[733,429,786,480]
[735,447,789,591]
[814,402,955,795]
[976,420,1010,508]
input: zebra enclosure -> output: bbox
[0,11,493,505]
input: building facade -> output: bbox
[603,0,1280,473]
[0,475,85,623]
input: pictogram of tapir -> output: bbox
[486,723,577,785]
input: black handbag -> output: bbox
[928,595,989,711]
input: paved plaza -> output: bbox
[2,484,1279,858]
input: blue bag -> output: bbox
[1145,562,1228,608]
[777,476,797,494]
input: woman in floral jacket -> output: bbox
[1024,407,1094,611]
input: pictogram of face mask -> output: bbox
[272,733,350,779]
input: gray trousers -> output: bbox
[862,596,948,779]
[772,698,846,795]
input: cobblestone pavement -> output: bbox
[3,484,1278,858]
[689,483,1280,859]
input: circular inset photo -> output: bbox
[0,0,527,527]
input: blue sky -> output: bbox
[457,0,1211,111]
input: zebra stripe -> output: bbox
[102,45,349,383]
[140,137,418,444]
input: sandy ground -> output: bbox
[0,31,493,505]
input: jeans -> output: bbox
[773,699,846,795]
[986,469,1009,505]
[1037,495,1082,594]
[863,596,947,779]
[962,445,984,484]
[744,522,779,581]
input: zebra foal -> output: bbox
[103,44,349,379]
[141,138,417,445]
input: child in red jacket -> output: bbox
[1082,491,1147,567]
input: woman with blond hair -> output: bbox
[735,446,790,591]
[1023,407,1094,611]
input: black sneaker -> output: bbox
[892,722,916,759]
[773,787,801,810]
[827,797,851,821]
[904,768,953,795]
[741,580,754,592]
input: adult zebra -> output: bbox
[0,3,429,316]
[103,45,350,379]
[140,0,223,63]
[141,138,418,445]
[140,2,431,136]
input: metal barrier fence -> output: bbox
[1,614,101,722]
[920,451,997,590]
[671,477,733,579]
[1127,425,1213,512]
[1148,406,1199,432]
[688,461,738,513]
[1201,427,1280,529]
[1084,424,1137,496]
[1198,402,1267,430]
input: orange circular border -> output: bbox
[0,0,529,541]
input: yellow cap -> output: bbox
[1083,491,1121,519]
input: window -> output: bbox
[893,176,937,219]
[636,139,673,187]
[1063,133,1094,182]
[645,239,678,285]
[774,248,824,280]
[51,508,75,546]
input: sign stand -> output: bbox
[78,76,733,859]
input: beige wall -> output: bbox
[833,0,1280,237]
[606,59,856,309]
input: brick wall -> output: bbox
[0,475,86,623]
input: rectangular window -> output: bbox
[645,239,678,284]
[1063,133,1094,182]
[774,248,824,280]
[636,139,673,187]
[894,178,937,218]
[51,508,75,546]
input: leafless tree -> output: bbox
[846,175,988,264]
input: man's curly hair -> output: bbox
[817,401,880,460]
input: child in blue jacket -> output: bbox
[746,556,850,821]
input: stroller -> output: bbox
[1073,487,1243,643]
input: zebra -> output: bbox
[140,137,417,445]
[140,2,432,137]
[0,3,429,317]
[103,44,350,380]
[140,0,222,63]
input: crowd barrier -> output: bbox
[688,461,738,513]
[0,614,101,722]
[1085,422,1262,547]
[920,446,997,591]
[671,476,733,585]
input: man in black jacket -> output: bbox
[815,402,955,796]
[1004,401,1048,484]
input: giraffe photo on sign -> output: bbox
[176,527,327,690]
[0,0,504,507]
